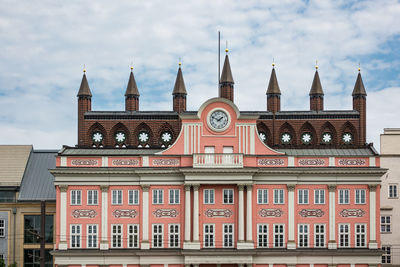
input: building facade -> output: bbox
[52,53,385,267]
[380,129,400,266]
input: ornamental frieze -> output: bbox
[299,209,324,217]
[152,159,180,166]
[258,158,285,166]
[339,209,365,217]
[70,159,99,166]
[337,158,367,166]
[112,209,137,218]
[72,209,97,218]
[111,159,140,166]
[258,208,283,217]
[298,159,325,166]
[152,209,179,218]
[204,209,232,218]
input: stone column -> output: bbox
[184,185,191,242]
[141,185,150,249]
[246,185,253,244]
[193,184,200,244]
[369,184,378,249]
[328,184,337,249]
[238,185,245,242]
[100,185,109,250]
[287,184,296,249]
[59,185,68,250]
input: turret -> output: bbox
[172,63,187,113]
[125,66,140,111]
[352,69,367,145]
[266,64,281,113]
[219,49,234,102]
[77,69,92,146]
[309,65,324,111]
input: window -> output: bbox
[204,189,215,204]
[298,224,309,247]
[298,189,309,204]
[382,246,392,264]
[112,190,123,205]
[274,189,284,204]
[381,216,391,233]
[257,189,268,204]
[70,190,81,205]
[223,224,234,248]
[339,224,349,248]
[128,224,139,248]
[355,189,366,204]
[169,189,180,204]
[24,215,53,244]
[128,190,139,205]
[70,224,81,248]
[314,189,325,204]
[153,189,163,204]
[24,249,53,267]
[338,189,350,204]
[223,146,233,153]
[223,189,234,204]
[169,224,180,248]
[87,224,97,248]
[355,224,366,247]
[0,220,4,237]
[204,146,215,153]
[112,224,123,248]
[152,224,163,248]
[87,190,98,205]
[314,224,325,248]
[389,184,398,198]
[273,224,284,248]
[0,191,15,203]
[204,224,215,248]
[257,224,268,248]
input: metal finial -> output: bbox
[130,61,133,71]
[315,60,318,70]
[179,57,182,67]
[358,62,361,72]
[83,64,86,73]
[272,58,275,68]
[225,40,229,53]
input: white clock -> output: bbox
[208,109,230,131]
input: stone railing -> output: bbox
[193,153,243,168]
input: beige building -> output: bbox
[380,129,400,266]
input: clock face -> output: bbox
[209,110,229,131]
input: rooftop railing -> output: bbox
[193,153,243,168]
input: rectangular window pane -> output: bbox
[223,224,234,248]
[87,224,98,248]
[169,224,180,248]
[273,224,284,248]
[204,189,215,204]
[169,189,180,204]
[153,224,163,248]
[128,224,139,248]
[339,224,349,248]
[112,224,122,248]
[24,215,53,244]
[204,224,215,248]
[314,224,325,248]
[223,189,234,204]
[257,224,268,248]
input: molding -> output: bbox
[59,185,68,192]
[328,184,337,192]
[100,185,109,192]
[141,184,150,192]
[184,184,191,191]
[287,184,296,191]
[368,184,378,192]
[192,184,200,191]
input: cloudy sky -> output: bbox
[0,0,399,150]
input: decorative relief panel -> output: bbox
[152,158,180,166]
[337,158,367,167]
[72,209,97,218]
[258,208,283,217]
[152,209,179,218]
[299,209,324,217]
[297,159,326,166]
[204,209,232,218]
[258,158,286,167]
[339,209,365,217]
[70,158,100,167]
[112,209,137,218]
[111,158,140,167]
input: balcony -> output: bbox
[193,153,243,168]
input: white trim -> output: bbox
[328,188,336,249]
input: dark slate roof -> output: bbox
[309,70,324,95]
[60,148,163,156]
[172,66,187,95]
[352,72,367,96]
[18,150,57,201]
[84,111,179,120]
[266,68,281,95]
[125,71,140,96]
[277,148,376,156]
[220,54,234,84]
[77,73,92,97]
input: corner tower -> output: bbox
[172,62,187,113]
[219,49,234,102]
[125,66,140,111]
[77,69,92,146]
[309,65,324,111]
[266,64,281,113]
[352,69,367,145]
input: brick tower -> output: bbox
[125,67,140,111]
[266,65,281,113]
[172,63,187,113]
[219,49,234,102]
[352,70,367,145]
[77,70,92,146]
[309,67,324,111]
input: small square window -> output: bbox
[223,189,234,204]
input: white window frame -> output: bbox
[389,184,398,198]
[70,224,81,248]
[111,224,123,248]
[204,189,215,204]
[0,219,4,237]
[222,224,234,248]
[355,189,366,204]
[203,224,215,248]
[338,189,350,204]
[169,189,180,204]
[87,224,98,248]
[128,189,139,205]
[355,224,366,248]
[87,190,98,205]
[314,189,325,204]
[381,215,391,233]
[128,224,139,248]
[223,189,234,204]
[152,189,163,204]
[314,224,325,248]
[257,189,268,204]
[152,224,163,248]
[298,189,309,204]
[111,190,123,205]
[338,223,350,248]
[168,224,180,248]
[298,224,309,248]
[382,245,392,264]
[257,224,268,248]
[273,224,285,248]
[273,189,284,204]
[70,190,81,205]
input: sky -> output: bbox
[0,0,399,151]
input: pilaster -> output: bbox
[100,185,109,250]
[141,184,150,249]
[328,184,337,249]
[59,185,68,250]
[287,184,296,249]
[368,184,378,249]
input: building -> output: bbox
[380,129,400,266]
[51,52,385,267]
[0,146,56,266]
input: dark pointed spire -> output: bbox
[309,69,324,96]
[77,71,92,97]
[172,64,187,95]
[352,71,367,96]
[125,67,140,96]
[220,54,234,84]
[266,66,281,95]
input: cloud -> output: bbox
[0,0,399,150]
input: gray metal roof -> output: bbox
[18,150,57,201]
[60,148,163,156]
[277,148,377,156]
